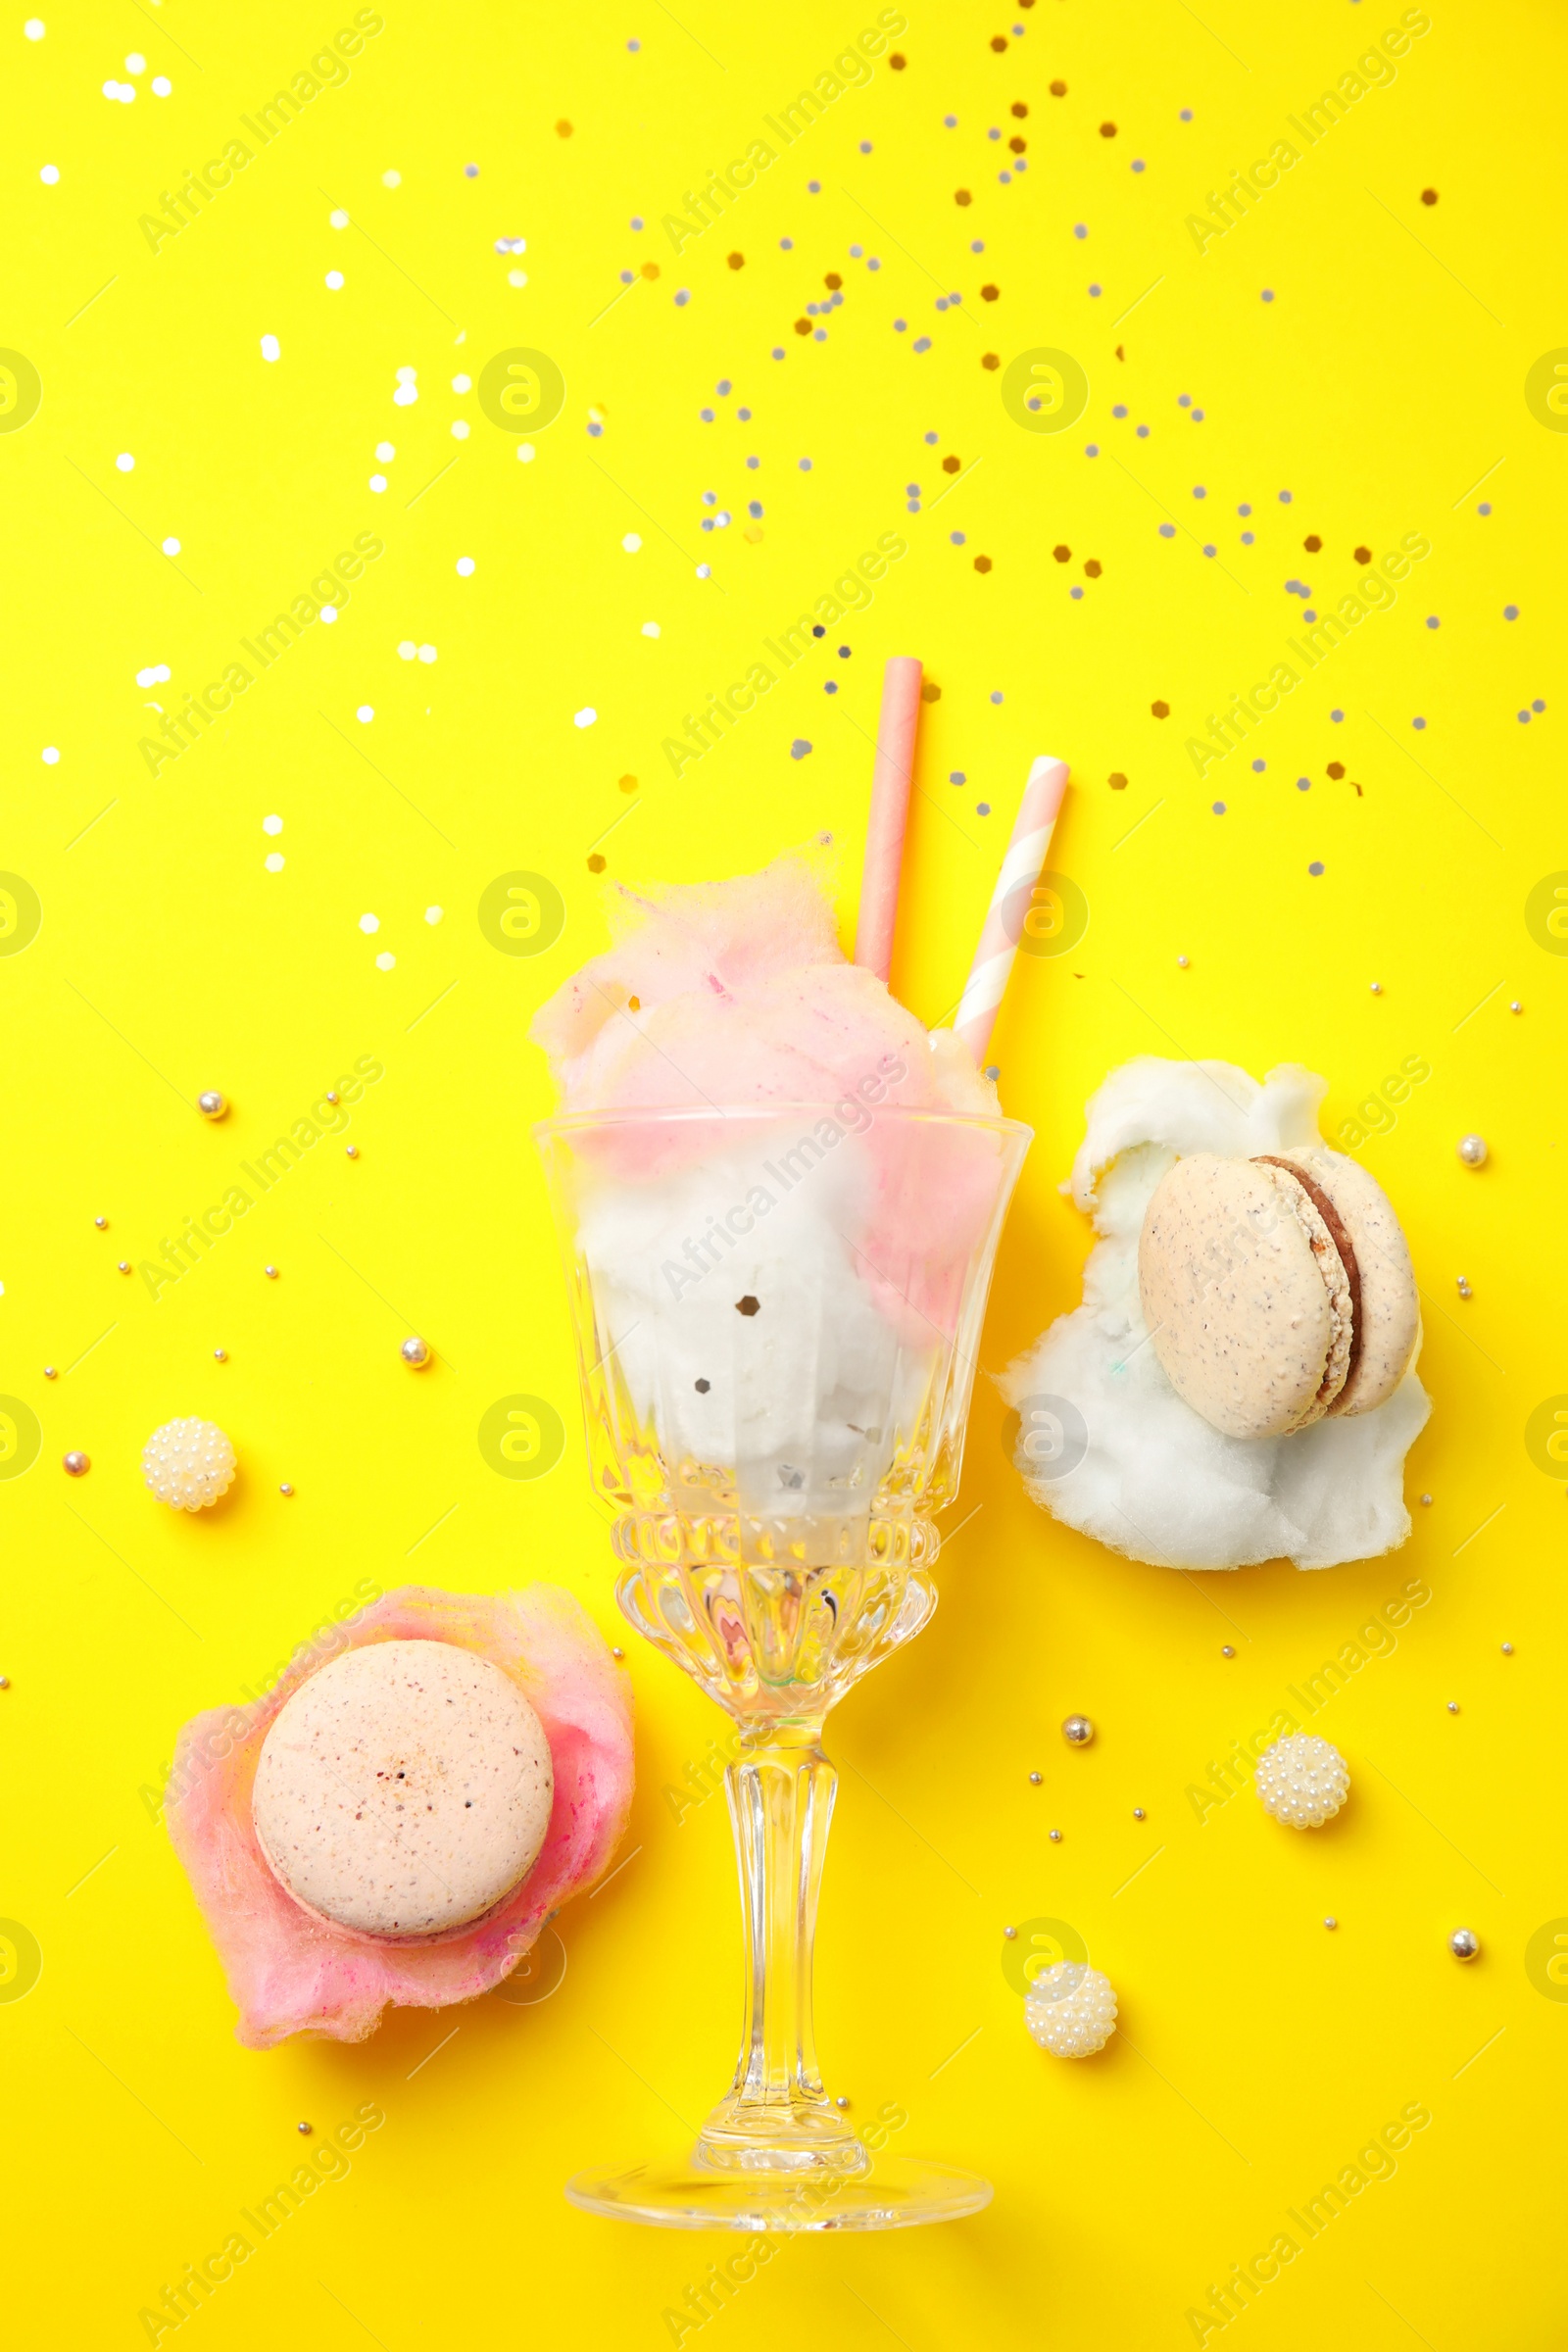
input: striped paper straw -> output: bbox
[953,755,1070,1066]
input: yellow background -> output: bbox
[4,1,1565,2343]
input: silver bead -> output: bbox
[345,1144,360,1159]
[1446,1700,1459,1713]
[214,1348,227,1362]
[1501,1642,1514,1655]
[325,1091,340,1104]
[834,2095,850,2111]
[1061,1714,1095,1746]
[197,1091,228,1121]
[1419,1494,1432,1505]
[63,1450,89,1476]
[1448,1928,1480,1961]
[43,1366,57,1379]
[1049,1828,1063,1841]
[0,1675,10,1690]
[1176,955,1190,968]
[611,1646,624,1660]
[1028,1770,1043,1784]
[1324,1916,1338,1930]
[94,1214,108,1230]
[264,1264,279,1279]
[279,1481,295,1496]
[1456,1134,1488,1167]
[1221,1644,1235,1658]
[400,1336,432,1368]
[1456,1276,1472,1298]
[1509,1000,1522,1013]
[1003,1925,1018,1940]
[117,1260,130,1274]
[1369,981,1382,994]
[297,2120,313,2134]
[1133,1806,1146,1819]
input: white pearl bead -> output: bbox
[1253,1733,1348,1829]
[1456,1133,1488,1167]
[142,1417,237,1512]
[1025,1961,1117,2058]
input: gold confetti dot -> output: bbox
[974,555,993,573]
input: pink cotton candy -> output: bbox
[165,1586,634,2050]
[530,852,1008,1333]
[531,850,995,1129]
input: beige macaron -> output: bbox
[252,1639,554,1939]
[1138,1149,1419,1441]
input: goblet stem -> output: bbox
[697,1721,866,2175]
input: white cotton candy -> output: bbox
[999,1057,1430,1571]
[574,1144,937,1519]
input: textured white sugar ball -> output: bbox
[1024,1961,1117,2058]
[1254,1733,1348,1828]
[142,1417,237,1511]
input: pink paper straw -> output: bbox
[854,656,923,979]
[954,755,1070,1066]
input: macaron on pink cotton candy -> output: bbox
[251,1641,555,1939]
[166,1587,633,2048]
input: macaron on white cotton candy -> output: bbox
[252,1639,554,1938]
[1137,1146,1419,1442]
[1001,1057,1431,1572]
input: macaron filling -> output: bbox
[1252,1156,1361,1418]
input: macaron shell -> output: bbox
[1274,1146,1420,1414]
[1139,1154,1339,1440]
[252,1639,554,1939]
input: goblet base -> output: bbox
[564,2150,992,2232]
